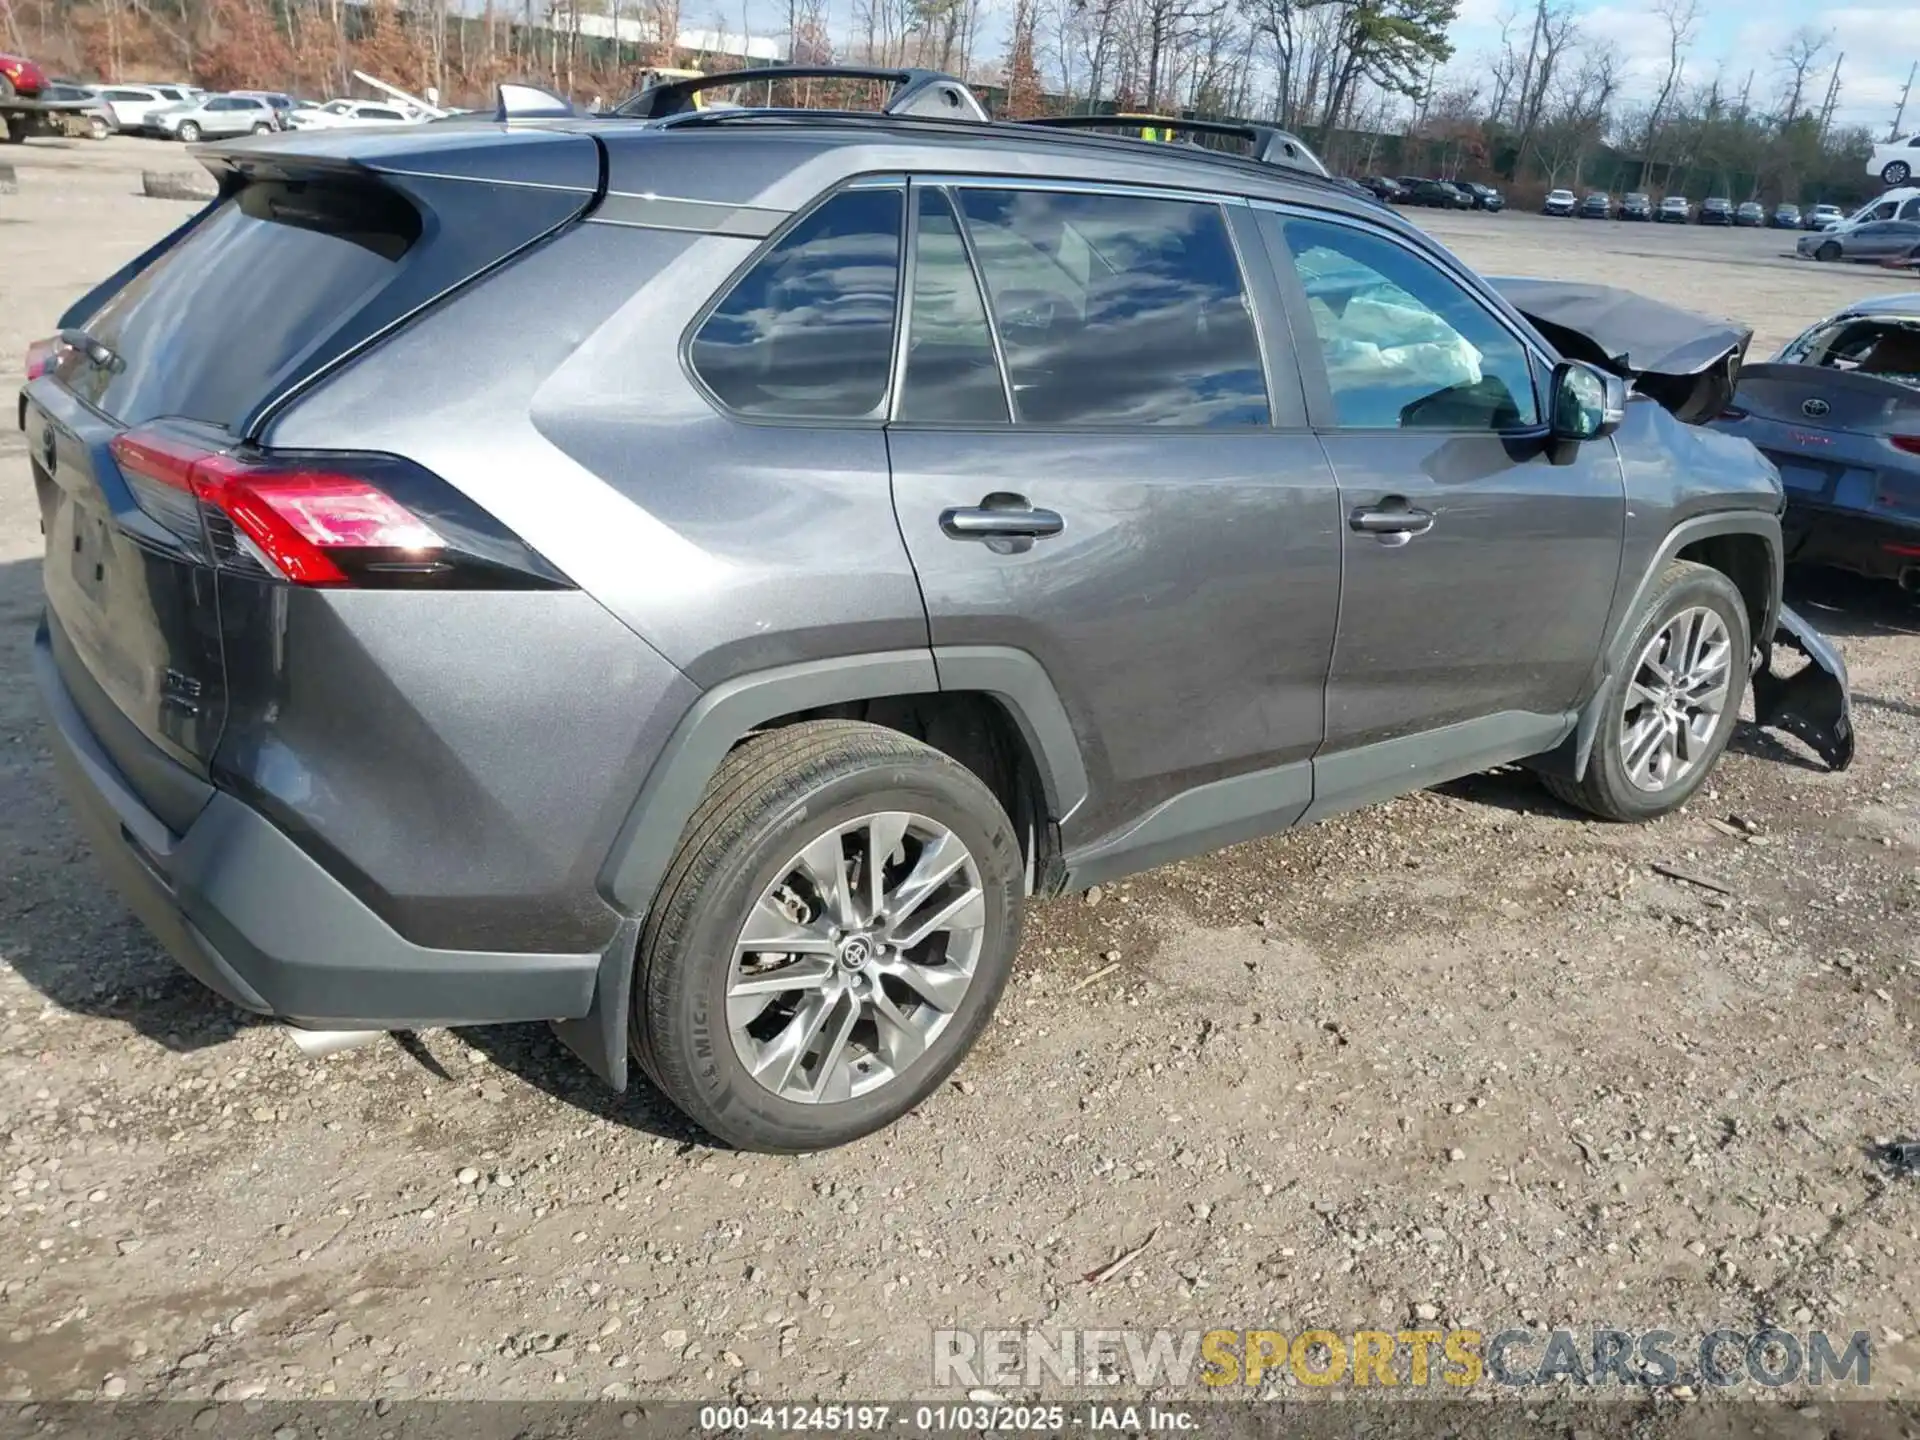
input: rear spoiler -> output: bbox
[1489,277,1751,425]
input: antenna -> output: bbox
[1893,61,1917,141]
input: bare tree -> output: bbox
[1773,25,1831,127]
[1635,0,1696,186]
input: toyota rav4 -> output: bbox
[21,68,1854,1152]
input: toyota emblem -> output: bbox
[1802,397,1832,418]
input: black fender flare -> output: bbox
[553,646,1087,1088]
[1536,512,1782,782]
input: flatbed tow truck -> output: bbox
[3,91,108,144]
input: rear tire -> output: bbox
[2,116,23,144]
[1884,161,1911,187]
[1543,561,1750,823]
[250,121,272,134]
[631,720,1024,1152]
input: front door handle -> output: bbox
[941,494,1065,547]
[1349,498,1435,542]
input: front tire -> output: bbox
[177,120,201,142]
[632,720,1024,1152]
[1884,161,1911,187]
[1544,561,1750,823]
[88,114,110,139]
[1816,240,1841,261]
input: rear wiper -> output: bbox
[59,328,125,374]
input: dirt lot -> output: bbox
[1,137,1917,1410]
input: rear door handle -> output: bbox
[1349,500,1435,540]
[940,496,1065,542]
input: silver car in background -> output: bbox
[154,93,281,142]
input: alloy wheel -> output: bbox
[1885,162,1911,187]
[1618,606,1733,793]
[726,812,985,1105]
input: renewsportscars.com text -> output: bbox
[932,1326,1872,1390]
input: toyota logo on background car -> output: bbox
[1802,397,1832,418]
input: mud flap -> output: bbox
[1752,604,1855,771]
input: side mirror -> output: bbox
[1549,360,1628,442]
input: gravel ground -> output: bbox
[1,138,1917,1410]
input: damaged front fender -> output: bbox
[1753,604,1855,771]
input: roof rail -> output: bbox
[614,65,987,122]
[1016,114,1328,177]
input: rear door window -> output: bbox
[690,187,904,420]
[59,180,420,428]
[952,187,1268,427]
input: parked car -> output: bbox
[0,50,47,101]
[1772,203,1802,229]
[229,90,299,117]
[1435,180,1478,209]
[1869,133,1920,187]
[1458,182,1505,211]
[1734,201,1766,227]
[1619,192,1653,221]
[153,92,282,141]
[1397,176,1469,208]
[1699,197,1733,225]
[1715,294,1920,590]
[1798,219,1920,263]
[21,67,1854,1151]
[1579,190,1613,219]
[1356,175,1405,203]
[1657,196,1691,223]
[97,84,197,133]
[1804,204,1845,231]
[1543,187,1576,215]
[284,98,428,129]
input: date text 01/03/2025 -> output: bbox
[698,1403,1200,1432]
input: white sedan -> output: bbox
[1869,134,1920,187]
[285,99,428,130]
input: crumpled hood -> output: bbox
[1489,277,1752,425]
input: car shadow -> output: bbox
[1782,566,1920,639]
[453,1023,716,1146]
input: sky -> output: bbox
[1439,0,1915,133]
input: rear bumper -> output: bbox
[33,616,601,1030]
[1784,501,1920,583]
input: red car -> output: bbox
[0,52,48,100]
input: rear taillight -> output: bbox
[108,428,569,590]
[25,337,57,381]
[1893,435,1920,456]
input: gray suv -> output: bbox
[22,69,1853,1151]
